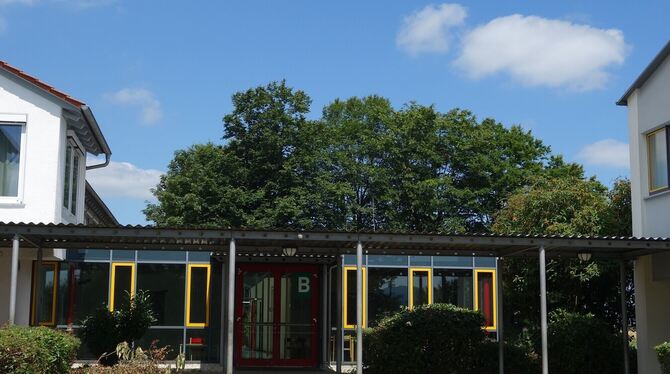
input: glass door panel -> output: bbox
[240,271,274,361]
[279,272,314,361]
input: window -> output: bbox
[110,263,135,311]
[648,127,669,192]
[474,269,496,331]
[31,261,58,326]
[0,122,23,197]
[433,269,473,308]
[186,264,211,327]
[63,140,82,216]
[57,262,109,325]
[343,267,366,329]
[138,264,186,326]
[367,268,407,326]
[409,268,432,309]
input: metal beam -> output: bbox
[539,245,549,374]
[497,257,504,374]
[356,240,363,374]
[9,234,19,325]
[620,260,630,374]
[336,257,343,374]
[321,264,328,368]
[226,238,236,374]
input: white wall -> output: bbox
[0,74,89,326]
[627,54,670,374]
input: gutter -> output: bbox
[81,105,112,170]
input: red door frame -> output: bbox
[235,263,319,368]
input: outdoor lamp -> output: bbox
[578,252,592,262]
[282,247,298,257]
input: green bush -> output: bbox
[0,325,80,374]
[544,309,622,374]
[363,303,488,374]
[80,290,156,365]
[656,342,670,374]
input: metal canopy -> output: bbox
[0,222,669,259]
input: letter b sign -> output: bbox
[298,276,311,293]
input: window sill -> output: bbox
[645,188,670,200]
[0,201,25,208]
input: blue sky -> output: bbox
[0,0,666,224]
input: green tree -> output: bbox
[492,176,633,339]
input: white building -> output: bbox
[0,61,116,325]
[618,41,670,374]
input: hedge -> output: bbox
[656,342,670,374]
[0,325,80,374]
[363,303,488,374]
[544,309,623,374]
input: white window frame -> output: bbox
[0,113,28,205]
[647,126,669,194]
[62,131,85,221]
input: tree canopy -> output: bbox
[145,81,581,232]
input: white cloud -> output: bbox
[106,88,163,125]
[454,14,627,90]
[87,160,163,200]
[577,139,629,168]
[396,3,467,56]
[0,0,37,5]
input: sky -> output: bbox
[0,0,666,225]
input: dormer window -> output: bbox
[647,127,669,193]
[63,139,82,216]
[0,122,23,197]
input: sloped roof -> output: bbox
[0,60,111,156]
[617,40,670,106]
[0,222,668,259]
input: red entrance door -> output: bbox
[235,264,319,367]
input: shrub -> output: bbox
[363,303,488,374]
[80,290,157,365]
[544,309,622,374]
[0,325,80,374]
[71,341,173,374]
[656,342,670,374]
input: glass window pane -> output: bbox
[368,268,407,326]
[279,272,314,360]
[476,271,495,328]
[433,269,473,309]
[112,250,135,261]
[136,328,183,360]
[137,264,186,326]
[188,266,209,326]
[33,262,57,325]
[188,251,212,262]
[475,257,497,268]
[186,328,219,362]
[649,129,669,190]
[367,255,407,266]
[343,255,364,266]
[63,145,71,208]
[57,262,110,325]
[71,153,79,215]
[0,123,21,197]
[345,269,357,327]
[409,256,431,266]
[411,270,430,308]
[65,249,110,261]
[111,264,134,311]
[138,250,186,262]
[433,256,472,267]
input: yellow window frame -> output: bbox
[186,264,211,327]
[474,269,497,332]
[109,262,136,311]
[31,261,58,326]
[408,268,433,309]
[343,266,366,329]
[647,127,669,193]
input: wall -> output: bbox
[0,74,63,224]
[627,54,670,374]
